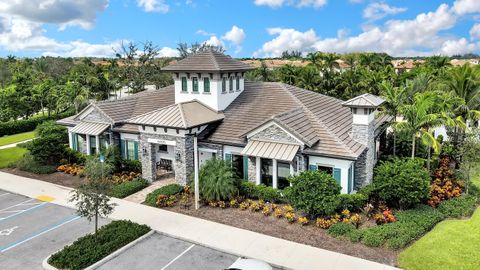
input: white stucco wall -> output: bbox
[308,155,354,194]
[352,109,375,125]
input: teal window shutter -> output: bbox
[348,167,353,193]
[333,168,342,187]
[134,141,139,160]
[243,156,248,180]
[120,139,126,159]
[72,133,77,151]
[309,164,317,171]
[225,153,232,162]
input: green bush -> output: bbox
[145,183,183,206]
[437,195,478,218]
[121,160,142,173]
[110,179,149,198]
[239,182,283,203]
[373,158,430,209]
[16,153,57,174]
[286,170,341,217]
[327,222,355,237]
[336,193,368,212]
[64,148,87,165]
[27,121,69,165]
[348,229,364,243]
[0,111,74,137]
[48,220,150,270]
[197,158,239,201]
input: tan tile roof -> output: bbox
[342,93,385,108]
[162,50,254,72]
[126,101,224,129]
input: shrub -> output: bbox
[274,208,283,218]
[428,157,463,207]
[286,170,341,217]
[145,184,183,206]
[328,223,355,237]
[373,158,430,209]
[0,111,74,137]
[262,206,271,216]
[197,159,239,201]
[437,195,478,218]
[336,193,368,212]
[239,182,283,203]
[110,178,149,198]
[48,220,150,270]
[121,159,142,173]
[16,153,57,174]
[285,212,296,223]
[348,229,364,243]
[298,216,309,226]
[64,148,87,165]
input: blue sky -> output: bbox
[0,0,479,57]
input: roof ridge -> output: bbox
[126,102,178,123]
[177,103,188,129]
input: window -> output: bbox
[159,144,168,153]
[317,165,333,175]
[192,77,198,92]
[352,108,357,114]
[236,77,240,90]
[222,77,226,93]
[232,154,245,180]
[121,140,138,160]
[181,77,187,92]
[203,77,210,93]
[76,134,86,153]
[90,135,97,154]
[277,161,290,189]
[229,77,233,92]
[260,158,273,187]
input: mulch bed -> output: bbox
[165,203,399,266]
[1,168,86,188]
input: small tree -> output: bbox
[27,121,68,165]
[458,130,480,194]
[70,157,115,234]
[286,170,341,217]
[197,158,239,201]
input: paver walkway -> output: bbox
[124,177,176,203]
[0,171,399,270]
[0,139,34,150]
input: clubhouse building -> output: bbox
[58,51,388,194]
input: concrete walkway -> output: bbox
[124,177,176,203]
[0,171,399,270]
[0,139,34,149]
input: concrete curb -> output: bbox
[42,230,155,270]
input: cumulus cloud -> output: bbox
[470,24,480,40]
[137,0,169,13]
[254,0,326,9]
[256,1,479,57]
[222,25,246,45]
[158,47,179,57]
[363,2,407,21]
[453,0,480,15]
[204,35,225,47]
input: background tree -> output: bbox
[458,130,480,194]
[380,81,406,157]
[176,42,225,59]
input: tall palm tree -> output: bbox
[395,92,442,159]
[380,81,406,157]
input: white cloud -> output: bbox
[453,0,480,15]
[470,23,480,40]
[158,47,179,57]
[204,36,225,47]
[437,38,479,55]
[43,41,123,57]
[222,25,246,45]
[254,0,326,9]
[196,29,214,36]
[137,0,169,13]
[363,2,407,21]
[255,28,318,57]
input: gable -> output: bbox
[248,122,303,145]
[76,106,111,124]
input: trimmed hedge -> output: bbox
[336,193,368,212]
[15,154,57,174]
[0,111,74,137]
[327,222,355,237]
[438,195,478,218]
[110,179,149,198]
[48,220,150,270]
[145,183,183,206]
[239,181,283,203]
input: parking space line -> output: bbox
[0,198,35,212]
[160,244,195,270]
[0,202,48,222]
[0,193,9,198]
[0,215,81,253]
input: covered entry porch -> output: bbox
[69,121,110,155]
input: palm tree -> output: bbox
[298,66,320,90]
[319,53,340,70]
[395,92,442,159]
[380,81,406,157]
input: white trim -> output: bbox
[255,157,261,185]
[198,148,217,153]
[272,159,278,189]
[246,121,304,146]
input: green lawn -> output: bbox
[0,147,27,168]
[398,164,480,270]
[0,131,35,147]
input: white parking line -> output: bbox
[0,199,35,212]
[0,202,47,221]
[160,244,195,270]
[0,193,9,198]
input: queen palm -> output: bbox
[380,81,406,157]
[395,92,442,159]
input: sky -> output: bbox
[0,0,480,58]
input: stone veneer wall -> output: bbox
[352,121,375,187]
[83,108,111,123]
[247,156,257,183]
[251,124,298,144]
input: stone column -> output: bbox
[174,135,194,185]
[247,156,257,183]
[272,159,278,188]
[352,121,375,187]
[95,135,100,154]
[140,135,156,183]
[86,135,91,155]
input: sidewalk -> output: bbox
[124,177,176,203]
[0,171,399,270]
[0,139,34,149]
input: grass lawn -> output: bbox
[398,164,480,270]
[0,147,27,168]
[0,131,35,147]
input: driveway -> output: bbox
[0,190,106,270]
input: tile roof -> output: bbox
[342,93,385,108]
[126,100,224,129]
[162,50,254,72]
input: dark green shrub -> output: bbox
[336,193,368,212]
[110,179,149,198]
[286,170,341,217]
[437,195,478,218]
[239,182,283,203]
[197,158,239,201]
[48,220,150,270]
[145,184,183,206]
[373,158,430,209]
[121,160,142,173]
[27,121,69,165]
[0,111,74,137]
[348,229,364,243]
[361,225,393,247]
[16,154,57,174]
[327,222,355,237]
[64,148,87,165]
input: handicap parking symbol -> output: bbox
[0,226,18,236]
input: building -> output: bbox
[58,51,389,194]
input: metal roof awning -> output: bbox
[241,140,299,161]
[71,122,109,136]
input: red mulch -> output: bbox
[165,201,399,266]
[1,168,86,188]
